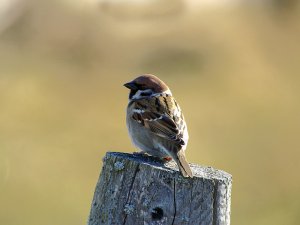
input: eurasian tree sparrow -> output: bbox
[124,74,193,177]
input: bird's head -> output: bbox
[124,74,171,100]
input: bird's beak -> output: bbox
[123,81,138,90]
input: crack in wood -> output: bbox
[122,164,140,225]
[171,178,177,225]
[212,180,219,225]
[188,181,193,224]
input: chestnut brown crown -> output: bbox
[124,74,169,94]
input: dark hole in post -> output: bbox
[151,207,163,220]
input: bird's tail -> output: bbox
[175,151,193,178]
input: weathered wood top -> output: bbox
[88,151,232,225]
[105,152,232,183]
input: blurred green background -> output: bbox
[0,0,300,224]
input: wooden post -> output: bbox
[88,152,232,225]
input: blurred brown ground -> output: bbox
[0,0,300,224]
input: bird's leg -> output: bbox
[162,156,172,162]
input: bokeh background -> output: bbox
[0,0,300,224]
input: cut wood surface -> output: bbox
[88,152,232,225]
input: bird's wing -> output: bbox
[132,110,185,145]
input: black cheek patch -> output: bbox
[129,90,137,99]
[140,92,151,97]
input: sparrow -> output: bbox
[124,74,193,177]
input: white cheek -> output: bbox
[131,89,152,99]
[131,90,142,99]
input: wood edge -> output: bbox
[104,151,232,182]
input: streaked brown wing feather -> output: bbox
[130,96,185,145]
[132,111,184,145]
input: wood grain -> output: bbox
[88,152,232,225]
